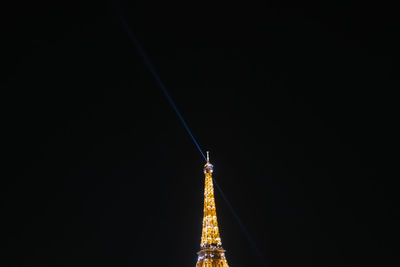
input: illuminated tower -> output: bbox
[196,152,230,267]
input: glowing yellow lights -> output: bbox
[200,172,222,247]
[196,153,230,267]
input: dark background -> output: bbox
[2,1,398,267]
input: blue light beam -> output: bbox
[115,7,206,161]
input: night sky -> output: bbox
[3,2,399,267]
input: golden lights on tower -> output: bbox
[196,152,230,267]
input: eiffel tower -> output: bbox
[195,152,230,267]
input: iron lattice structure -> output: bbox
[196,153,230,267]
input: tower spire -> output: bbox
[196,153,230,267]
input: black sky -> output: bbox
[3,1,399,267]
